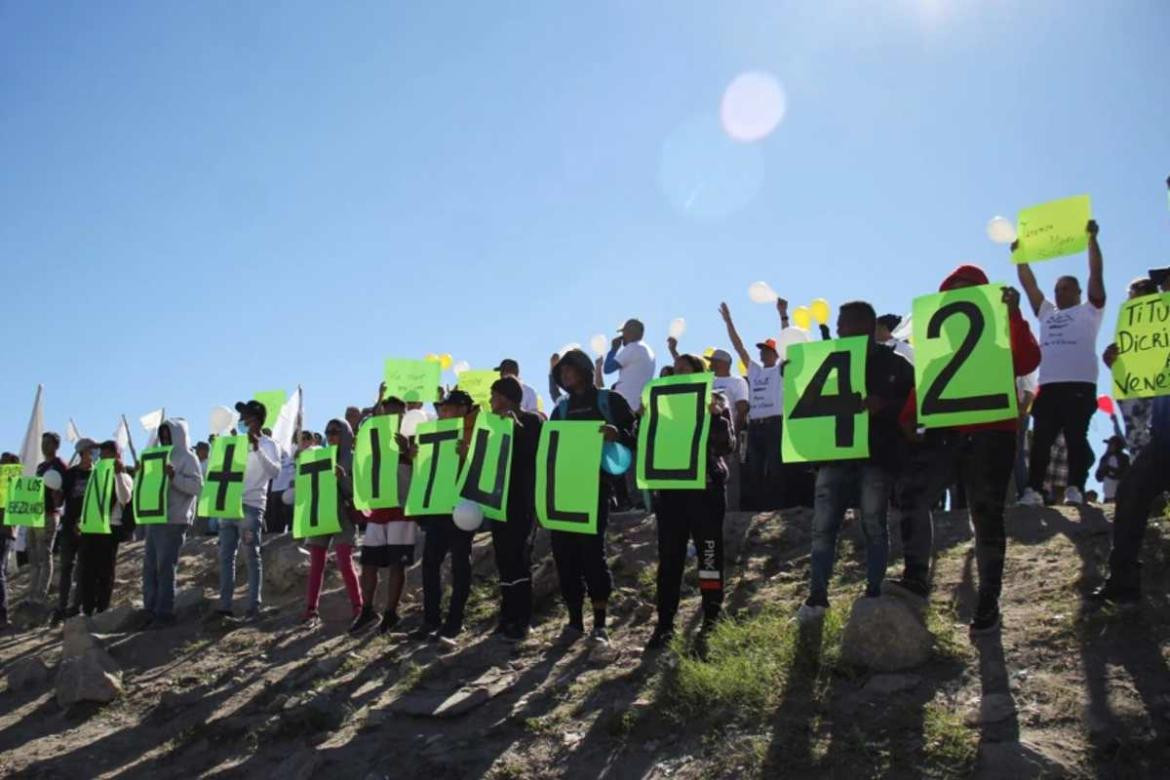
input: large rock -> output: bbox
[90,604,137,634]
[267,539,311,593]
[174,588,208,617]
[56,648,123,706]
[7,657,51,691]
[62,616,99,659]
[840,596,932,672]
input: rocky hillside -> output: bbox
[2,501,1169,779]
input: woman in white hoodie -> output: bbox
[75,440,134,616]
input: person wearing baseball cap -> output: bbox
[216,400,280,620]
[494,359,539,414]
[1094,435,1130,503]
[602,319,657,414]
[719,300,786,510]
[1148,266,1170,291]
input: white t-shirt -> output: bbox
[520,382,539,414]
[613,341,656,413]
[713,375,750,415]
[1036,300,1104,385]
[1016,371,1038,408]
[746,361,782,420]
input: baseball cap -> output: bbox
[493,358,520,373]
[234,400,267,424]
[709,349,732,364]
[616,318,645,334]
[755,338,778,353]
[1149,266,1170,288]
[438,389,475,408]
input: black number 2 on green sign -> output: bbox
[921,301,1010,416]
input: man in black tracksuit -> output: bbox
[549,350,637,646]
[51,439,96,624]
[487,376,542,642]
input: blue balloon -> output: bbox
[601,442,632,476]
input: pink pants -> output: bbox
[305,543,362,616]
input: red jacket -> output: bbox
[900,266,1042,434]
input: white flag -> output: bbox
[19,385,44,477]
[66,418,82,445]
[271,386,303,458]
[209,405,238,437]
[114,417,131,456]
[140,409,164,433]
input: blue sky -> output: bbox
[2,1,1167,461]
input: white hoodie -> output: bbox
[244,434,281,510]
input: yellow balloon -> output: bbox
[738,359,748,376]
[809,298,830,326]
[792,306,812,331]
[703,346,716,358]
[439,353,453,371]
[424,353,439,362]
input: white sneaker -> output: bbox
[1064,486,1084,506]
[1017,488,1044,507]
[796,603,826,625]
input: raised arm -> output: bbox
[719,302,752,368]
[1086,220,1105,308]
[666,337,680,361]
[1013,246,1045,317]
[775,297,789,330]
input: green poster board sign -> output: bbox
[383,358,442,404]
[4,476,45,527]
[353,414,401,510]
[635,374,713,490]
[911,283,1018,428]
[456,370,497,408]
[254,390,287,430]
[782,336,869,463]
[406,418,464,516]
[133,445,172,525]
[535,420,603,535]
[81,459,117,535]
[0,463,23,509]
[456,413,514,521]
[1111,292,1170,399]
[197,435,248,520]
[293,446,341,539]
[1011,194,1091,264]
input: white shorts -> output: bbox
[362,521,418,547]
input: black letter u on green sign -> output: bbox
[460,430,511,510]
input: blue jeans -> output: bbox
[218,505,264,613]
[144,524,187,618]
[809,462,892,604]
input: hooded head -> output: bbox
[940,264,989,292]
[324,418,354,472]
[552,349,596,394]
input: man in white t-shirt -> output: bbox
[1016,219,1105,507]
[494,359,539,414]
[604,319,657,414]
[721,301,785,509]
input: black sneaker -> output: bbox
[884,577,930,601]
[378,611,400,635]
[644,624,675,652]
[1088,579,1140,606]
[409,624,439,641]
[502,624,528,644]
[436,625,460,648]
[969,606,1001,636]
[349,609,377,635]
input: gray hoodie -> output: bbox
[162,418,204,525]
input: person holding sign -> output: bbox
[139,419,203,627]
[76,441,134,616]
[891,266,1040,635]
[720,301,785,510]
[487,377,542,642]
[28,432,68,607]
[549,350,637,646]
[50,439,96,625]
[1016,220,1106,507]
[645,355,735,654]
[797,302,915,625]
[1101,276,1162,457]
[0,452,19,630]
[216,401,280,620]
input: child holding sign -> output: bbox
[797,302,915,625]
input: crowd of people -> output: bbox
[1,222,1168,660]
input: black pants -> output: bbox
[265,491,290,533]
[1108,444,1170,587]
[655,483,726,627]
[491,509,534,629]
[77,534,120,615]
[550,498,612,619]
[56,527,82,614]
[0,534,10,622]
[746,416,783,510]
[1028,382,1096,494]
[420,516,473,632]
[896,430,1015,608]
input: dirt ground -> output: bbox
[1,501,1169,779]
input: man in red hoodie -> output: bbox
[888,265,1041,636]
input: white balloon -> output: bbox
[668,318,686,339]
[209,405,236,436]
[42,470,63,491]
[748,281,778,304]
[589,334,608,356]
[776,326,810,361]
[400,409,428,437]
[452,499,484,532]
[986,216,1017,245]
[452,361,470,376]
[282,488,294,506]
